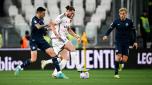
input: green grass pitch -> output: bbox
[0,69,152,85]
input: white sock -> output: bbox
[45,58,61,65]
[71,51,80,70]
[60,59,67,70]
[57,71,62,74]
[52,69,58,76]
[52,69,62,76]
[45,59,53,64]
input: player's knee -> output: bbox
[117,54,122,57]
[62,56,69,60]
[61,54,69,60]
[115,57,120,61]
[115,58,120,62]
[30,58,37,62]
[64,42,76,52]
[49,51,57,57]
[70,46,76,52]
[66,46,76,52]
[31,51,37,62]
[45,48,57,57]
[115,54,122,61]
[122,59,127,62]
[70,48,75,52]
[122,56,128,62]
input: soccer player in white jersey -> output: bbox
[41,5,81,78]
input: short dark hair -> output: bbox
[25,30,29,35]
[36,7,46,12]
[65,5,75,11]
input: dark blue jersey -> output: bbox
[105,18,136,44]
[31,16,47,38]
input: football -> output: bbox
[80,72,89,79]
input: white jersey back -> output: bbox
[51,13,71,39]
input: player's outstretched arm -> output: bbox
[130,20,138,49]
[68,28,81,44]
[102,21,116,41]
[35,23,48,29]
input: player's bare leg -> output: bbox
[45,48,69,79]
[15,51,37,75]
[119,57,123,71]
[41,57,61,69]
[119,54,128,71]
[52,49,69,77]
[63,41,81,71]
[122,55,128,62]
[64,41,76,52]
[31,51,38,62]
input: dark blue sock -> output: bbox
[52,56,61,72]
[114,61,119,75]
[21,59,31,68]
[119,61,124,64]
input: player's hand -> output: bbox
[103,36,108,41]
[44,24,49,27]
[77,37,81,44]
[47,24,52,30]
[75,35,81,44]
[44,24,50,30]
[133,42,138,49]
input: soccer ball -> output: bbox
[80,72,89,79]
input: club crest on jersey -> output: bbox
[32,46,36,50]
[34,20,37,24]
[125,23,129,26]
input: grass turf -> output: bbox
[0,69,152,85]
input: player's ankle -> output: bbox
[58,71,62,74]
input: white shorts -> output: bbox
[52,38,69,55]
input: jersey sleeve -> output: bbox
[130,20,134,29]
[130,20,137,43]
[105,20,116,36]
[54,13,64,24]
[32,17,38,27]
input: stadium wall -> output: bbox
[0,48,152,71]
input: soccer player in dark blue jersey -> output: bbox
[14,7,68,79]
[103,8,138,79]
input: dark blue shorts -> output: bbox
[30,37,51,51]
[115,42,129,56]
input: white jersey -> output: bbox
[51,13,71,39]
[50,13,72,54]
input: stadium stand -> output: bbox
[4,0,112,47]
